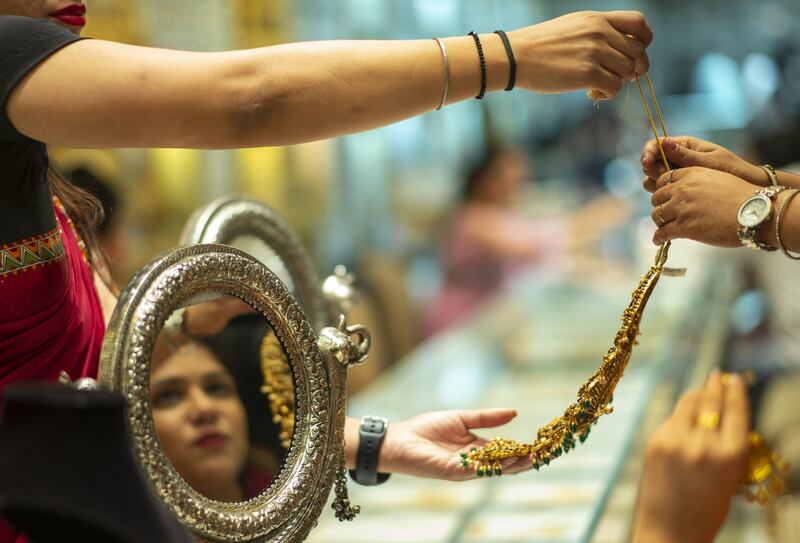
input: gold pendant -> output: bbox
[463,245,667,476]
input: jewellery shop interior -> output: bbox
[3,0,800,542]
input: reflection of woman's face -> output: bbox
[0,1,87,34]
[150,343,249,503]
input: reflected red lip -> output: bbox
[53,4,86,16]
[194,432,229,447]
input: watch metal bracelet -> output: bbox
[761,164,778,187]
[737,186,787,251]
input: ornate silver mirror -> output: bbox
[98,244,368,542]
[180,196,331,330]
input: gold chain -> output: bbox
[462,77,787,506]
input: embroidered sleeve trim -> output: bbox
[0,227,65,276]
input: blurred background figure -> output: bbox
[424,145,629,336]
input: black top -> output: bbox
[0,16,85,245]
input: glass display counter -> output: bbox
[310,245,737,543]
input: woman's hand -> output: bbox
[641,136,764,192]
[649,167,758,247]
[632,372,750,543]
[377,409,531,481]
[183,296,256,337]
[510,11,652,99]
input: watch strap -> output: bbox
[349,416,391,486]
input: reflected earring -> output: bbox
[259,330,295,449]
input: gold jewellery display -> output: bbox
[260,329,295,450]
[461,75,787,506]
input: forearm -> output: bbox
[13,34,510,149]
[231,34,510,147]
[775,170,800,189]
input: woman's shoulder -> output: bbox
[0,15,83,55]
[0,16,84,143]
[0,14,69,31]
[0,14,66,39]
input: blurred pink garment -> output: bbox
[424,208,566,336]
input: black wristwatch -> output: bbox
[349,415,391,486]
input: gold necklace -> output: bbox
[462,76,787,506]
[260,329,295,450]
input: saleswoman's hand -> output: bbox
[641,136,764,192]
[632,372,750,543]
[649,167,757,247]
[510,11,652,99]
[378,409,531,481]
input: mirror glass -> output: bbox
[150,296,294,503]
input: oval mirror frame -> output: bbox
[180,196,328,332]
[98,244,341,542]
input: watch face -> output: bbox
[738,195,771,228]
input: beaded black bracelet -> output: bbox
[493,30,516,91]
[467,31,487,100]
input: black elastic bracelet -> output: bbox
[467,31,487,100]
[493,30,516,91]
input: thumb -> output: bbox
[663,138,707,168]
[460,408,517,430]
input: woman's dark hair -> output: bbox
[47,166,105,265]
[68,166,119,236]
[461,146,515,202]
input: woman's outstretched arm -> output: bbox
[8,11,651,149]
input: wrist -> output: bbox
[344,416,360,470]
[776,169,800,189]
[744,163,770,186]
[376,420,400,474]
[441,33,508,104]
[349,416,392,485]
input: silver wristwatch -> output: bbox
[736,185,787,251]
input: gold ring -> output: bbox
[697,411,721,430]
[657,204,666,226]
[666,169,675,184]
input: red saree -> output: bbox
[0,199,105,386]
[0,200,105,543]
